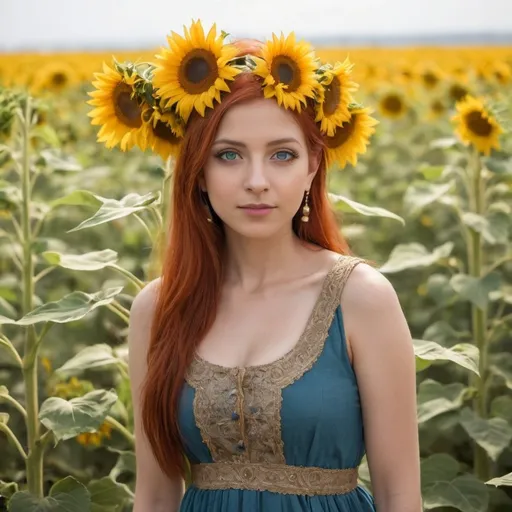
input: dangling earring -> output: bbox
[301,190,310,223]
[201,190,213,223]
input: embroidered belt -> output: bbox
[191,462,359,496]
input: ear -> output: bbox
[307,151,321,186]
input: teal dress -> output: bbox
[178,255,376,511]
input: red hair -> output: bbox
[141,72,352,480]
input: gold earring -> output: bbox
[301,190,310,223]
[201,190,213,223]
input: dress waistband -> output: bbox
[191,462,359,496]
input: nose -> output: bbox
[244,160,269,193]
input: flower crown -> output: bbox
[88,19,378,170]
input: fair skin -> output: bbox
[129,98,421,511]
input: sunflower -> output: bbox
[87,62,146,151]
[142,107,183,161]
[152,20,240,122]
[492,61,511,85]
[315,59,358,136]
[452,95,504,156]
[448,82,469,104]
[429,98,446,120]
[31,61,77,93]
[253,32,318,111]
[324,106,378,169]
[378,91,407,119]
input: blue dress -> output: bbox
[178,255,376,511]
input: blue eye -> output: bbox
[273,150,297,161]
[218,150,239,161]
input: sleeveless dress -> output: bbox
[178,255,376,511]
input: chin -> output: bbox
[224,220,283,240]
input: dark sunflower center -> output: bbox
[180,49,218,94]
[52,72,68,86]
[431,100,444,113]
[326,115,356,149]
[153,120,180,144]
[113,82,142,129]
[323,76,341,116]
[382,94,403,113]
[423,71,439,87]
[449,84,468,102]
[271,56,301,92]
[465,110,493,137]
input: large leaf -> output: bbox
[462,212,510,245]
[87,476,133,509]
[16,287,123,325]
[39,149,82,173]
[421,454,489,512]
[450,272,502,310]
[39,389,117,442]
[55,344,126,377]
[413,339,479,375]
[417,379,467,424]
[490,353,512,390]
[0,313,16,325]
[50,189,107,209]
[8,476,91,512]
[459,407,512,462]
[379,242,454,273]
[491,396,512,425]
[109,449,136,481]
[68,192,160,232]
[403,181,454,214]
[487,473,512,487]
[42,249,118,271]
[329,193,405,224]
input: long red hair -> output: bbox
[141,71,351,480]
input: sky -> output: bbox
[0,0,511,51]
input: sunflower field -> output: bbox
[0,36,512,512]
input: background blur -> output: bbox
[1,2,512,512]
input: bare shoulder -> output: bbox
[128,278,162,341]
[341,260,410,353]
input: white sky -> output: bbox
[0,0,511,51]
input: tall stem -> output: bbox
[20,97,44,497]
[467,147,489,481]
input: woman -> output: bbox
[122,21,421,512]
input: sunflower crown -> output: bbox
[88,19,378,169]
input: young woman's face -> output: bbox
[202,98,317,239]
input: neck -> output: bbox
[223,226,310,293]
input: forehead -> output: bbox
[215,98,305,144]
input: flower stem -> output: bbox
[19,97,44,497]
[467,147,490,481]
[105,415,135,446]
[0,423,28,460]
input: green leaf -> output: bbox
[459,407,512,462]
[16,287,123,325]
[430,137,459,149]
[0,479,18,499]
[422,321,470,345]
[87,476,133,509]
[31,124,60,147]
[425,274,458,306]
[42,249,118,271]
[8,476,91,512]
[421,453,460,487]
[462,212,509,245]
[55,344,125,377]
[423,474,489,512]
[0,313,16,325]
[403,181,453,214]
[418,164,446,181]
[491,396,512,425]
[109,449,136,481]
[39,389,117,442]
[379,242,454,273]
[39,149,82,172]
[413,339,480,375]
[417,379,467,424]
[50,189,106,209]
[490,353,512,390]
[450,272,502,310]
[329,193,405,224]
[487,473,512,487]
[68,191,160,233]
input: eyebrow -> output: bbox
[212,137,302,148]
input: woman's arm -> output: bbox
[343,264,422,512]
[128,279,185,512]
